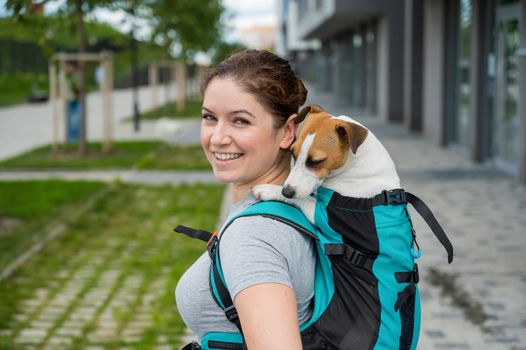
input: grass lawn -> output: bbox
[0,73,49,107]
[0,180,225,349]
[0,180,106,269]
[126,99,202,121]
[0,141,210,171]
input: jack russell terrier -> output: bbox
[253,104,401,223]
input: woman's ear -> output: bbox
[280,114,298,149]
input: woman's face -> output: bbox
[201,77,294,187]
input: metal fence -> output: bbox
[0,39,48,74]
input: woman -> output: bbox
[176,50,316,349]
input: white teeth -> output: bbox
[213,152,243,161]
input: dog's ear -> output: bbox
[335,121,368,154]
[296,104,325,124]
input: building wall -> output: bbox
[289,0,526,183]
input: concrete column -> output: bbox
[519,0,526,182]
[377,17,388,120]
[386,4,406,122]
[403,0,424,131]
[470,0,489,162]
[422,0,447,145]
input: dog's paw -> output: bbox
[253,184,284,201]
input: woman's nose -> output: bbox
[210,121,231,146]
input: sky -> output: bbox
[222,0,277,42]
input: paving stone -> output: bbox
[87,328,117,342]
[55,327,83,337]
[155,345,174,350]
[15,328,47,344]
[46,335,73,346]
[29,320,55,329]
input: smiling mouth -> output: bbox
[212,152,244,161]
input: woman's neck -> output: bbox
[231,156,290,203]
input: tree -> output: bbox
[8,0,97,154]
[7,0,224,152]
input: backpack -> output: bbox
[175,187,454,350]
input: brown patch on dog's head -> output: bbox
[333,119,369,154]
[291,114,369,180]
[296,104,325,124]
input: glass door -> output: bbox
[454,0,473,149]
[493,2,521,174]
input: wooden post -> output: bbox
[59,58,67,146]
[50,62,59,152]
[149,63,158,111]
[101,53,109,153]
[176,60,187,115]
[197,64,206,97]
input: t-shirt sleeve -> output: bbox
[219,216,297,300]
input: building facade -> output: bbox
[281,0,526,183]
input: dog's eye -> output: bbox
[306,157,325,168]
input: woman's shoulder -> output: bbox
[222,214,309,244]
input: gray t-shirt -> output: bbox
[175,194,316,340]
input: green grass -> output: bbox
[128,99,202,121]
[0,181,225,348]
[0,141,210,170]
[0,180,106,269]
[0,73,49,107]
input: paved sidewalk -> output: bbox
[311,92,526,349]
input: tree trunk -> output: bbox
[75,0,88,154]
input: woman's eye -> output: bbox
[202,114,216,121]
[233,118,250,125]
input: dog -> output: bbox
[253,104,401,223]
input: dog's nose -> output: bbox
[282,185,296,198]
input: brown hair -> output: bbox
[201,49,308,128]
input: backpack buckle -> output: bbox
[382,189,406,205]
[348,249,367,267]
[207,233,218,259]
[225,305,239,323]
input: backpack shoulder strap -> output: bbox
[210,200,317,343]
[223,200,318,239]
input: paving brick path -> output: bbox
[4,237,176,349]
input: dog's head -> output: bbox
[282,105,368,198]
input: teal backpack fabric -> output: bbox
[176,187,453,350]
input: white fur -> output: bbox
[324,115,400,198]
[284,134,322,198]
[253,114,401,224]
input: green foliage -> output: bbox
[146,0,224,59]
[210,41,247,66]
[5,1,224,60]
